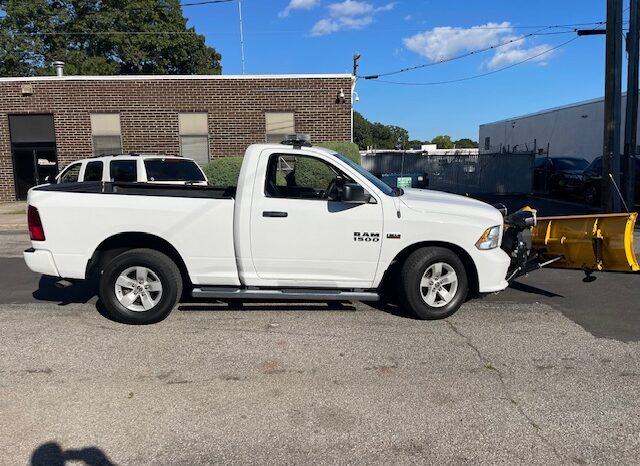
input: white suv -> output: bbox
[55,154,208,186]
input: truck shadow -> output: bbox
[178,301,357,313]
[32,275,99,305]
[31,441,115,466]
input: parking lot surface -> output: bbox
[1,229,639,465]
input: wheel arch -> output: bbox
[86,232,191,287]
[380,241,479,298]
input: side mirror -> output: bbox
[341,183,371,204]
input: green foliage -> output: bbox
[316,141,361,164]
[202,157,243,186]
[201,142,361,189]
[408,139,426,149]
[0,0,222,77]
[454,138,479,148]
[292,156,335,189]
[353,111,410,150]
[431,135,455,149]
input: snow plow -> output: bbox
[500,207,639,282]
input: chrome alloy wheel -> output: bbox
[114,266,163,312]
[420,262,458,308]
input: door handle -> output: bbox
[262,211,288,218]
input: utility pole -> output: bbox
[238,0,245,74]
[624,0,639,208]
[602,0,624,212]
[576,0,624,212]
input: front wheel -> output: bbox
[99,248,182,324]
[399,247,468,320]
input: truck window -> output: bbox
[144,158,206,182]
[110,160,137,182]
[265,154,347,199]
[83,161,104,182]
[58,163,81,183]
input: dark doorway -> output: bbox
[9,115,58,200]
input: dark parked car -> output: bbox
[533,157,590,195]
[581,156,640,206]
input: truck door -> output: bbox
[249,151,383,288]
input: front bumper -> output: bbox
[470,246,511,293]
[23,248,61,277]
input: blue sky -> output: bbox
[184,0,616,141]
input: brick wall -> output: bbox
[0,75,353,200]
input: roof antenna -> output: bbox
[608,173,630,213]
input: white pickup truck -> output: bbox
[24,142,510,324]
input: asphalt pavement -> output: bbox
[1,231,639,464]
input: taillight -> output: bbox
[28,205,46,241]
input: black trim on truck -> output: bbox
[34,181,236,199]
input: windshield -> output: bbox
[554,158,589,171]
[332,152,399,196]
[144,159,206,182]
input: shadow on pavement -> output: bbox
[178,301,357,313]
[509,280,564,298]
[32,275,98,305]
[31,442,115,466]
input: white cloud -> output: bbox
[311,1,395,36]
[403,22,510,61]
[311,18,341,35]
[403,22,554,69]
[279,0,320,18]
[486,44,553,69]
[328,0,374,16]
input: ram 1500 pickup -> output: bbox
[24,142,510,324]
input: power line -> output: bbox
[182,0,235,6]
[12,30,199,36]
[366,36,580,87]
[360,28,577,79]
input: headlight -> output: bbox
[475,225,501,250]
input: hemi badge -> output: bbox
[387,233,401,239]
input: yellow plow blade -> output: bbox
[531,212,639,272]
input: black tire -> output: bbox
[398,247,468,320]
[98,248,182,324]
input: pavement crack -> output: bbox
[445,319,564,462]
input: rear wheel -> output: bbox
[99,248,182,324]
[399,247,468,320]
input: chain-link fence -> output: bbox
[362,152,534,194]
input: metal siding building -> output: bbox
[479,94,640,162]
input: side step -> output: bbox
[191,287,380,302]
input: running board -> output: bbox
[191,287,380,302]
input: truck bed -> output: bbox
[27,181,240,286]
[34,181,237,199]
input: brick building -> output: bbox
[0,74,353,200]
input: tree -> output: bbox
[454,138,478,149]
[353,111,373,149]
[407,139,425,149]
[0,0,222,77]
[387,125,409,149]
[353,111,412,150]
[431,135,454,149]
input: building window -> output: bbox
[91,113,122,156]
[265,112,295,143]
[179,113,209,165]
[484,137,491,151]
